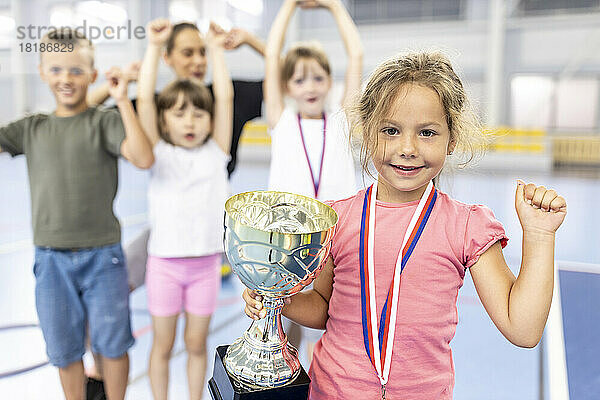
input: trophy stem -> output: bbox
[256,297,285,343]
[224,296,301,388]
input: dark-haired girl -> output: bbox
[136,19,233,400]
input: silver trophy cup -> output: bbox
[223,190,338,389]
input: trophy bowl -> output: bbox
[222,190,338,390]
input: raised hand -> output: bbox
[206,21,228,48]
[209,21,227,36]
[147,18,172,46]
[223,28,248,50]
[123,61,141,83]
[515,180,567,235]
[106,67,128,101]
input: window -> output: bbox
[349,0,464,24]
[510,75,600,130]
[48,1,129,43]
[511,75,554,128]
[0,11,15,48]
[516,0,600,16]
[555,78,599,130]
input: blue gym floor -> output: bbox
[0,152,597,399]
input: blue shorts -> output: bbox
[34,243,135,368]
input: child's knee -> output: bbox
[152,347,174,362]
[184,335,207,356]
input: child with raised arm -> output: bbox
[244,51,567,399]
[265,0,362,200]
[94,19,265,292]
[137,19,233,400]
[0,28,153,400]
[264,0,363,361]
[88,21,264,176]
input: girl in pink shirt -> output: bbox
[243,51,567,399]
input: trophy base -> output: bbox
[209,345,310,400]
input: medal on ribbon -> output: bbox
[297,113,326,198]
[359,180,437,399]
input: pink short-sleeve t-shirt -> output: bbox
[309,189,508,400]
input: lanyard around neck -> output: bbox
[359,180,437,387]
[297,113,326,198]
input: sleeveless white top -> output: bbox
[147,139,230,257]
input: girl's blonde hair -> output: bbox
[281,41,331,89]
[349,51,486,176]
[156,79,213,144]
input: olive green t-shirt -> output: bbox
[0,107,126,248]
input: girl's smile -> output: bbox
[390,163,425,175]
[374,83,455,204]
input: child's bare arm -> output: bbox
[322,0,363,108]
[264,0,300,129]
[243,255,334,329]
[285,255,334,329]
[137,19,172,147]
[107,68,154,169]
[470,181,566,348]
[224,28,266,57]
[87,82,111,106]
[207,22,234,154]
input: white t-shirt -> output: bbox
[147,139,230,257]
[268,107,356,202]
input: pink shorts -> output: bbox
[146,254,221,317]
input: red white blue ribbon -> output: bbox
[297,113,326,198]
[359,180,437,387]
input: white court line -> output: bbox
[546,262,570,400]
[544,260,600,400]
[0,213,148,255]
[557,260,600,274]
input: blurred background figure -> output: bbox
[263,0,361,365]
